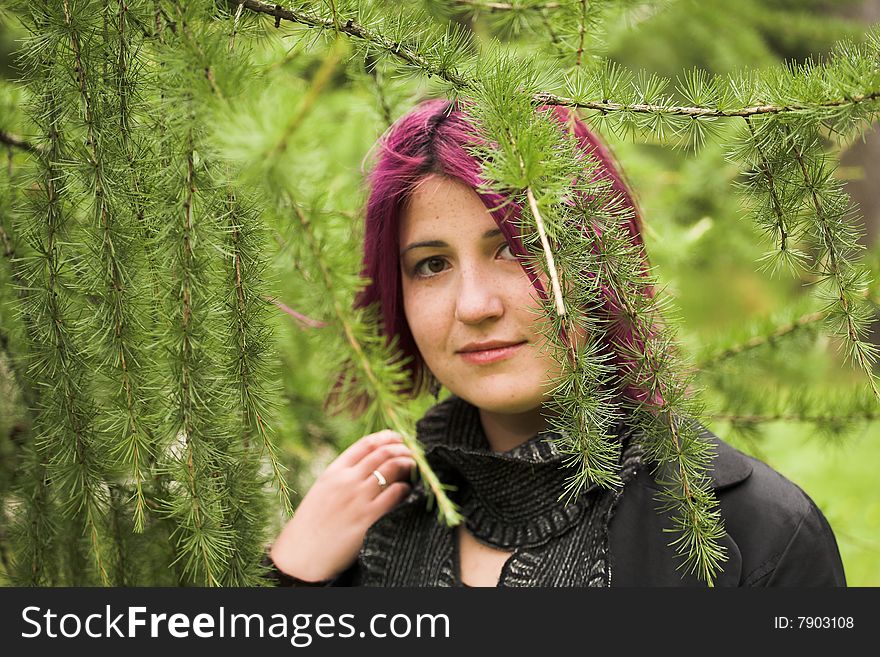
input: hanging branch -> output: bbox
[525,186,566,316]
[160,134,233,586]
[62,0,156,533]
[787,130,880,398]
[16,79,110,586]
[288,198,462,526]
[145,0,282,586]
[218,193,288,584]
[225,192,293,518]
[742,115,799,273]
[214,0,297,532]
[0,167,57,588]
[8,449,59,585]
[0,222,39,411]
[590,217,727,584]
[462,60,727,581]
[476,105,625,493]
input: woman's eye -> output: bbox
[497,243,517,260]
[415,257,449,277]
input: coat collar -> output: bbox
[417,396,752,491]
[704,431,753,490]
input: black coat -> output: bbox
[267,430,846,587]
[610,432,846,586]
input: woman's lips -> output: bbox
[457,342,526,365]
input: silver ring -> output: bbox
[372,469,388,489]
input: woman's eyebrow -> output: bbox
[400,239,447,256]
[400,228,503,256]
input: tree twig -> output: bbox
[533,90,880,118]
[240,0,880,119]
[454,0,562,10]
[241,0,472,87]
[788,138,880,400]
[575,0,588,68]
[0,130,41,155]
[288,198,462,526]
[744,116,789,254]
[526,186,566,316]
[711,411,879,424]
[698,310,825,369]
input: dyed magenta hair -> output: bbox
[355,98,653,400]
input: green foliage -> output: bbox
[0,0,877,585]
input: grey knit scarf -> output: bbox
[354,396,642,587]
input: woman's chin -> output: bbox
[448,386,548,416]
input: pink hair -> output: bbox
[355,98,653,401]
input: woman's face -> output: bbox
[399,174,560,414]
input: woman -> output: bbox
[267,99,846,587]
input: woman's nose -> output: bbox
[453,268,504,325]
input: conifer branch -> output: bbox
[465,74,725,579]
[536,90,880,117]
[62,0,155,533]
[108,486,131,586]
[241,0,879,122]
[454,0,562,10]
[229,0,246,51]
[526,186,566,316]
[13,1,116,579]
[788,134,880,400]
[241,0,472,87]
[0,220,40,412]
[698,310,825,369]
[590,222,727,583]
[575,0,588,68]
[743,116,790,258]
[152,0,274,585]
[10,453,59,585]
[364,53,394,127]
[0,130,40,155]
[711,411,879,424]
[288,198,462,526]
[175,140,226,587]
[225,192,293,518]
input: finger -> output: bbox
[366,481,412,519]
[382,456,418,484]
[332,430,403,470]
[355,442,413,478]
[360,456,417,498]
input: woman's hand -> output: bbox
[269,430,416,583]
